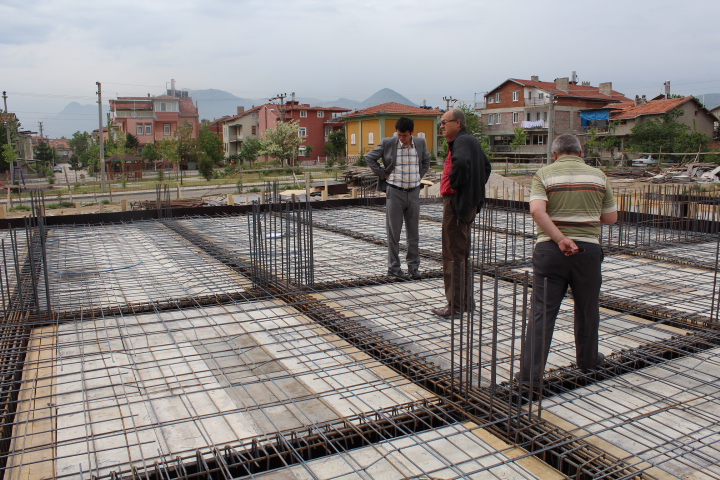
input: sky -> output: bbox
[2,0,720,138]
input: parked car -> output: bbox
[631,155,659,167]
[53,166,63,173]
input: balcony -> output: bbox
[525,98,549,106]
[522,120,546,129]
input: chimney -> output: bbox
[599,82,613,96]
[641,95,647,105]
[635,95,640,106]
[237,106,245,115]
[555,77,570,92]
[531,75,539,81]
[571,71,578,84]
[664,81,671,97]
[582,81,591,87]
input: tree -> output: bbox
[510,127,528,152]
[174,121,197,166]
[68,131,92,170]
[125,133,140,153]
[324,129,346,164]
[1,144,17,173]
[198,124,224,174]
[33,141,55,177]
[159,137,181,177]
[626,109,710,155]
[261,120,303,166]
[197,152,214,181]
[35,140,55,162]
[237,137,263,168]
[141,142,163,166]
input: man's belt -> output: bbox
[387,183,419,192]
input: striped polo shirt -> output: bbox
[530,155,617,244]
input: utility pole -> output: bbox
[442,96,457,111]
[269,93,287,121]
[38,122,44,139]
[547,92,555,164]
[97,81,106,191]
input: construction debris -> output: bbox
[642,162,720,184]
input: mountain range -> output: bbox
[37,88,420,138]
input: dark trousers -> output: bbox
[519,241,604,380]
[386,186,421,272]
[441,195,476,310]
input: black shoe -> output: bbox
[514,372,543,387]
[580,353,606,373]
[388,269,409,280]
[408,267,421,279]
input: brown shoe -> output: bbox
[431,306,461,317]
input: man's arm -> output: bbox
[600,211,618,224]
[530,199,579,255]
[418,138,431,178]
[364,142,387,179]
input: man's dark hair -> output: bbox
[551,134,583,156]
[395,117,414,133]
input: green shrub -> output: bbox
[46,203,60,209]
[10,205,30,211]
[101,199,110,205]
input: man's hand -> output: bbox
[558,237,580,256]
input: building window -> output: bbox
[299,146,307,156]
[488,98,494,104]
[145,124,152,135]
[512,91,519,102]
[487,114,493,124]
[136,125,143,135]
[512,112,519,124]
[300,110,308,118]
[526,112,531,121]
[298,127,307,137]
[164,124,170,135]
[417,132,426,138]
[317,111,324,118]
[495,93,501,103]
[251,113,257,118]
[543,111,548,121]
[368,132,374,144]
[251,126,257,135]
[528,91,532,99]
[539,93,545,100]
[536,112,541,121]
[324,126,331,141]
[495,113,501,125]
[160,102,167,112]
[351,133,356,145]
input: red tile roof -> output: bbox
[343,102,442,118]
[507,79,632,103]
[609,96,693,120]
[179,97,198,116]
[220,105,265,123]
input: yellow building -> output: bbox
[342,102,443,158]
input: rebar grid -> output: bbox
[0,187,719,479]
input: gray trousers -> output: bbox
[519,241,604,381]
[385,186,420,272]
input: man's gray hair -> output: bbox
[551,134,583,156]
[449,108,466,128]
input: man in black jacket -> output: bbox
[432,108,492,317]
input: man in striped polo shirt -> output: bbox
[517,134,617,386]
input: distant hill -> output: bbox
[190,88,419,121]
[41,88,423,137]
[695,93,720,111]
[40,102,110,139]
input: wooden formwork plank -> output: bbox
[6,325,56,480]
